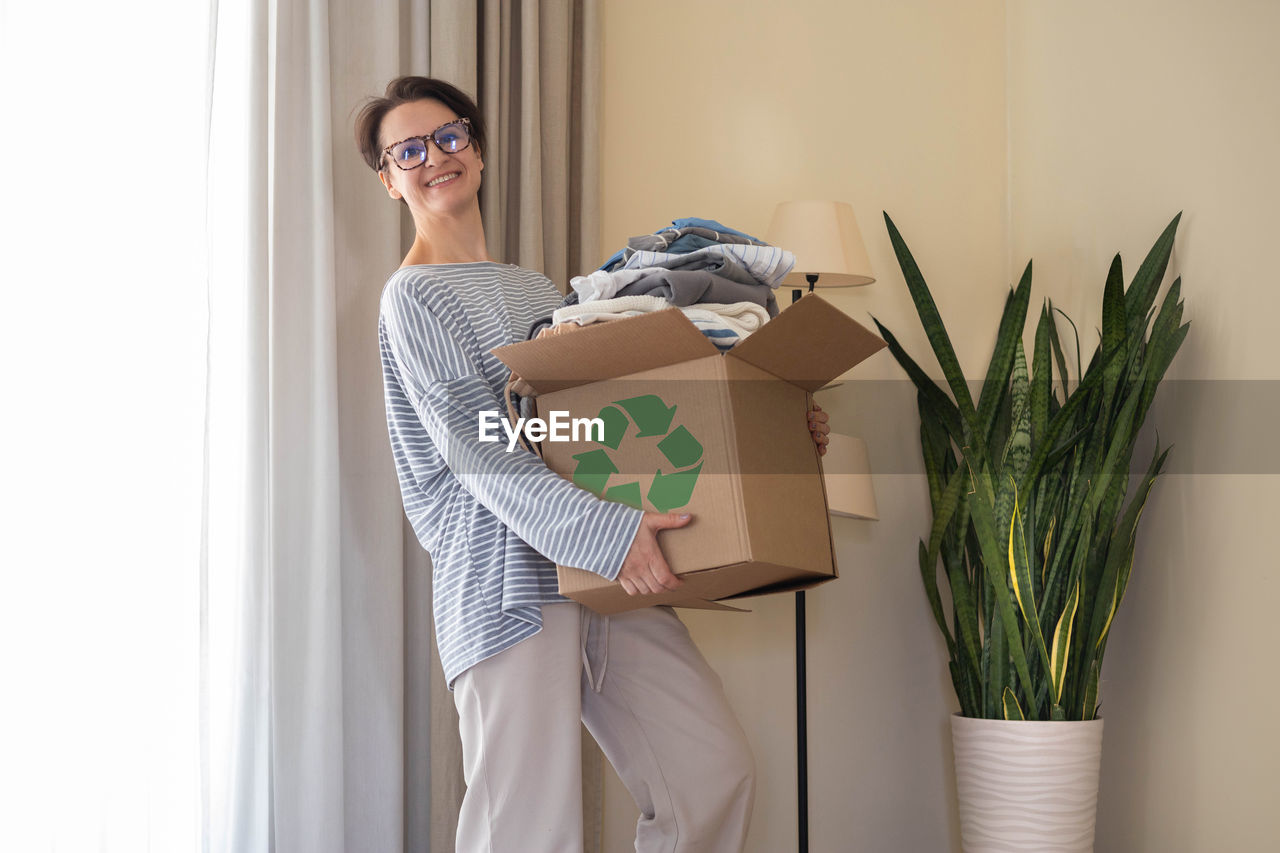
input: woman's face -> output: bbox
[377,98,483,218]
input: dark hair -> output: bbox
[354,76,487,172]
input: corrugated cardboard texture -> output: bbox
[729,294,887,391]
[496,295,884,614]
[539,356,750,574]
[725,357,834,575]
[721,565,838,600]
[560,558,835,614]
[556,566,752,615]
[689,559,830,600]
[810,392,840,582]
[491,308,717,394]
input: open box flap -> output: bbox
[669,598,750,612]
[491,308,718,394]
[726,294,886,391]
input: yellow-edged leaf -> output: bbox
[1002,687,1025,721]
[1007,479,1053,680]
[1042,516,1056,583]
[1050,580,1081,704]
[1095,571,1125,651]
[1008,499,1030,621]
[1097,501,1148,649]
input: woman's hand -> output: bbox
[617,511,693,596]
[809,403,831,456]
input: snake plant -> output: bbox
[874,213,1188,721]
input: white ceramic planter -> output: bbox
[951,714,1104,852]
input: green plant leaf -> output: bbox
[1046,300,1072,396]
[1150,277,1185,349]
[1112,450,1170,612]
[1008,488,1053,678]
[951,661,980,719]
[1031,305,1053,446]
[920,394,950,506]
[888,214,1186,721]
[1101,254,1128,418]
[1088,445,1169,653]
[988,588,1007,718]
[1081,659,1101,721]
[1039,433,1089,635]
[1050,580,1081,705]
[1002,687,1025,721]
[1063,512,1095,711]
[944,501,982,688]
[1082,378,1145,523]
[1052,302,1083,390]
[1042,516,1056,576]
[1005,340,1033,494]
[1139,277,1186,410]
[873,316,966,442]
[966,460,1039,716]
[919,540,956,657]
[1018,343,1123,498]
[977,263,1034,454]
[883,212,980,440]
[1124,212,1182,340]
[924,465,980,671]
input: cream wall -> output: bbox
[1008,2,1280,850]
[599,0,1279,851]
[600,1,1006,851]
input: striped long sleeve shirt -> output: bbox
[377,262,645,689]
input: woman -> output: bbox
[356,76,830,853]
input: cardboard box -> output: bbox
[492,294,885,614]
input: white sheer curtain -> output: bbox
[204,0,446,847]
[203,0,446,846]
[208,1,608,850]
[0,1,206,851]
[202,0,348,848]
[0,0,606,849]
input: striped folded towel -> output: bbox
[551,296,770,351]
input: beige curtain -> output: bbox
[417,5,607,849]
[205,0,604,848]
[331,2,606,852]
[426,0,603,288]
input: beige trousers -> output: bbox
[452,602,756,853]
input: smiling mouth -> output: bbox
[427,172,461,187]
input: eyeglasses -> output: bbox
[381,118,473,171]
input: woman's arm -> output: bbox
[381,278,643,580]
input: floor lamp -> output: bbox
[767,201,876,852]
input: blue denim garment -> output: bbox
[598,218,766,271]
[669,217,762,242]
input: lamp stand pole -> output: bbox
[796,589,808,853]
[793,276,817,853]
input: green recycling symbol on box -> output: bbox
[570,394,703,512]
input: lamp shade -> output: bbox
[822,433,878,520]
[767,200,875,287]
